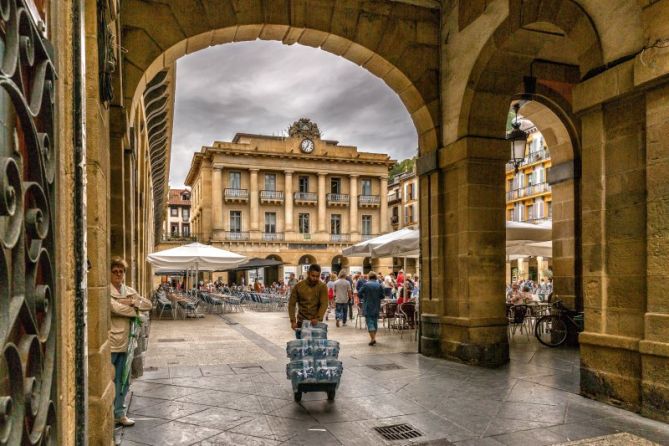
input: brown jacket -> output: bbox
[288,279,328,324]
[109,284,152,353]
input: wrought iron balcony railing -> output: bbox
[358,194,380,206]
[225,231,249,241]
[506,182,551,201]
[294,192,318,203]
[330,234,350,242]
[388,191,401,203]
[262,232,285,241]
[260,190,284,201]
[361,234,377,241]
[506,149,551,170]
[327,193,349,205]
[224,188,249,200]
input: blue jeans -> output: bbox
[335,303,348,322]
[366,316,379,332]
[111,352,128,419]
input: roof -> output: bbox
[168,188,191,206]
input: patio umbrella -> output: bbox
[147,242,247,271]
[506,240,552,258]
[506,220,552,241]
[342,228,417,257]
[370,229,419,258]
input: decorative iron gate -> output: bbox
[0,0,58,444]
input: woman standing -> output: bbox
[109,257,152,427]
[359,271,385,346]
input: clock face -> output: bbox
[300,138,314,153]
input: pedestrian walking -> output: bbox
[359,271,384,346]
[288,264,328,339]
[334,271,352,327]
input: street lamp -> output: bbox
[507,103,527,173]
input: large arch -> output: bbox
[118,1,441,227]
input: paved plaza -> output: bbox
[117,312,669,446]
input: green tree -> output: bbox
[389,157,415,178]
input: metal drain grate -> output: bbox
[367,363,405,371]
[157,338,186,343]
[374,423,423,441]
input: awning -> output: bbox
[225,257,284,272]
[147,242,247,271]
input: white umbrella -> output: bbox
[506,240,552,258]
[147,242,247,271]
[371,229,419,258]
[506,220,551,241]
[342,228,417,257]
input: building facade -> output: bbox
[185,119,394,280]
[388,169,419,231]
[505,123,553,283]
[163,188,192,240]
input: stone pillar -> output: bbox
[420,137,509,367]
[250,169,259,232]
[578,95,647,414]
[548,174,578,309]
[641,83,669,422]
[349,175,358,235]
[317,172,326,233]
[285,171,294,233]
[380,176,389,233]
[211,166,223,238]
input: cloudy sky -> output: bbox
[169,40,417,188]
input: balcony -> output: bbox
[388,191,401,204]
[361,234,377,241]
[294,192,318,206]
[506,149,551,171]
[506,182,551,201]
[523,217,551,224]
[358,194,380,208]
[391,215,399,227]
[225,231,250,241]
[327,193,349,207]
[262,232,284,242]
[224,188,249,203]
[300,233,312,240]
[162,235,197,243]
[330,234,350,243]
[260,190,284,204]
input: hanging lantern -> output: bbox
[507,103,528,173]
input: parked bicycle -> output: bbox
[534,300,584,347]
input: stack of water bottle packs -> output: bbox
[286,321,343,389]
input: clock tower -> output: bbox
[288,118,321,154]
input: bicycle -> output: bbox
[534,300,583,347]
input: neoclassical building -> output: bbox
[185,119,394,280]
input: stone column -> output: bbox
[420,137,509,367]
[250,169,259,232]
[211,166,223,238]
[380,176,389,233]
[641,83,669,421]
[285,171,294,233]
[317,172,326,233]
[349,174,358,235]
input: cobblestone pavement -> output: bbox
[117,311,669,446]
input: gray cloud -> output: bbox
[170,40,417,188]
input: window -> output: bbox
[264,173,276,191]
[361,179,372,196]
[298,213,310,234]
[362,215,372,235]
[406,183,415,201]
[513,203,524,222]
[170,223,179,236]
[330,214,341,234]
[299,176,309,193]
[182,192,190,200]
[526,204,534,221]
[229,171,241,189]
[265,212,276,233]
[182,208,189,219]
[170,207,178,217]
[182,224,190,237]
[230,211,241,232]
[535,198,544,218]
[330,178,341,194]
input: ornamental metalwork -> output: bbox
[0,0,58,444]
[288,118,321,140]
